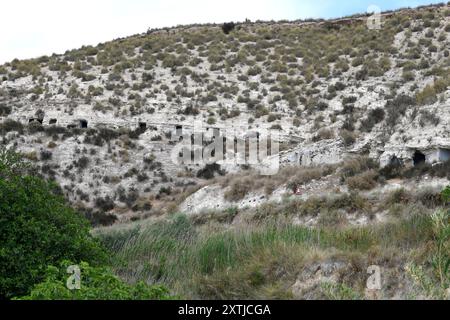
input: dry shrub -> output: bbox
[312,128,335,142]
[287,165,336,191]
[340,130,357,147]
[340,156,378,181]
[224,177,255,201]
[218,165,338,201]
[346,170,379,191]
[385,188,411,206]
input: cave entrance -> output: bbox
[79,119,88,129]
[139,122,147,131]
[49,119,57,125]
[29,118,43,124]
[176,125,183,136]
[413,150,426,166]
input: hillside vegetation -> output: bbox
[0,4,449,300]
[0,4,449,223]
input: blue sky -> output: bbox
[291,0,441,19]
[0,0,444,64]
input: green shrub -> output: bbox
[402,70,415,82]
[18,261,172,300]
[207,117,216,125]
[406,208,450,299]
[0,148,106,299]
[247,66,262,76]
[442,186,450,204]
[162,54,184,69]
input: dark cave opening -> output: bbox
[413,150,426,166]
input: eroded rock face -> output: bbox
[180,184,287,215]
[0,5,449,221]
[279,140,345,167]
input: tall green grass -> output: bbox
[95,212,435,298]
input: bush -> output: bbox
[45,126,67,136]
[222,22,236,35]
[270,124,282,130]
[197,163,225,180]
[27,122,45,134]
[360,108,385,132]
[312,129,335,142]
[416,77,449,105]
[287,166,336,192]
[84,210,117,227]
[346,170,378,191]
[342,96,357,105]
[442,186,450,204]
[340,130,357,147]
[0,148,106,299]
[207,117,216,125]
[0,119,24,134]
[267,113,280,122]
[247,66,262,76]
[225,178,254,202]
[379,159,404,180]
[40,150,53,161]
[419,110,440,126]
[0,104,11,116]
[74,156,90,171]
[117,186,139,208]
[95,196,115,212]
[416,84,438,105]
[18,261,172,300]
[402,70,415,82]
[340,156,378,181]
[385,95,416,127]
[178,105,200,116]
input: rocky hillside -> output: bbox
[0,4,449,225]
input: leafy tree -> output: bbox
[18,261,172,300]
[0,148,107,299]
[442,185,450,204]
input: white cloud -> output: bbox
[0,0,440,63]
[0,0,298,63]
